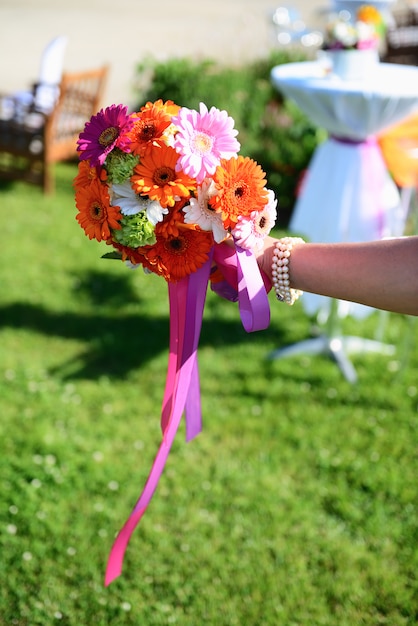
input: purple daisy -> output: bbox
[77,104,134,167]
[172,102,240,183]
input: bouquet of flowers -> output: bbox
[74,99,277,280]
[323,4,386,51]
[74,99,277,585]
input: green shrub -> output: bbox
[133,50,326,226]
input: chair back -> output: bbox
[0,64,109,193]
[34,35,68,113]
[45,65,109,163]
[382,7,418,66]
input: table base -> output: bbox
[268,297,395,384]
[268,334,395,384]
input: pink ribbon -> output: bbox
[104,242,270,586]
[331,135,386,238]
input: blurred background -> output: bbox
[1,0,406,108]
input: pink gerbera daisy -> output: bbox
[77,104,134,167]
[232,189,278,251]
[172,102,240,183]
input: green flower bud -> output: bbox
[106,149,139,184]
[113,212,156,248]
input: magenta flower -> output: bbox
[172,102,240,183]
[77,104,134,167]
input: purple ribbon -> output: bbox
[104,242,270,586]
[330,135,377,146]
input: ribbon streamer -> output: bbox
[105,243,270,586]
[235,245,270,332]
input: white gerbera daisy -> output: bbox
[111,181,168,225]
[183,179,227,243]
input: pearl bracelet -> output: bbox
[271,237,305,305]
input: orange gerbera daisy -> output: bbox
[108,240,155,272]
[73,160,107,189]
[142,99,181,117]
[131,143,196,208]
[155,198,189,239]
[128,103,172,156]
[75,178,121,241]
[141,224,214,282]
[210,156,268,230]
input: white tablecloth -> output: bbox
[271,60,418,316]
[271,61,418,142]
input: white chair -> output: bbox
[14,35,68,114]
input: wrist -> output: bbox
[271,237,305,305]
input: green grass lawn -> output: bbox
[0,164,417,625]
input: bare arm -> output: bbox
[255,235,418,316]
